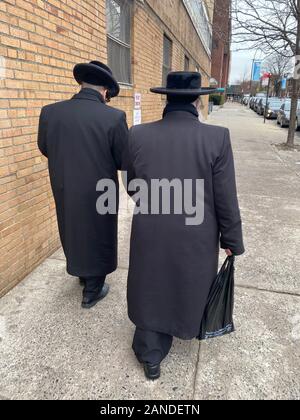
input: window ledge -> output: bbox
[119,83,134,89]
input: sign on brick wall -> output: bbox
[133,93,142,125]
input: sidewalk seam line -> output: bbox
[192,341,201,400]
[236,284,300,298]
[45,260,300,297]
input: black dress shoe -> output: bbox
[143,363,161,381]
[81,284,110,309]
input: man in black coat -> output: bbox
[38,61,128,309]
[123,72,245,380]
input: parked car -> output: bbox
[264,99,283,119]
[277,101,295,128]
[294,108,300,130]
[253,98,262,113]
[256,98,268,115]
[249,94,265,111]
[249,97,256,109]
[242,94,251,105]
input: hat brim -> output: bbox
[73,63,120,97]
[150,87,217,96]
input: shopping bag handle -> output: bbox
[221,255,235,273]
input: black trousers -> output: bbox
[132,328,173,365]
[80,276,106,294]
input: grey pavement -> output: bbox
[0,103,299,400]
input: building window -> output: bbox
[183,0,212,55]
[162,35,172,84]
[184,55,190,71]
[106,0,132,84]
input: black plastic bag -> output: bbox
[198,256,235,341]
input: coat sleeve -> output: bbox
[111,112,129,170]
[121,127,136,197]
[213,129,245,256]
[37,107,48,158]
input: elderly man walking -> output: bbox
[38,61,128,309]
[123,71,245,380]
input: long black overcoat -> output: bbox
[123,105,245,340]
[38,88,128,277]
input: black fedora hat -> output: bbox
[73,61,120,98]
[150,71,217,96]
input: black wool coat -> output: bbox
[123,104,245,340]
[38,88,128,277]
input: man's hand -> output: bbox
[225,249,233,257]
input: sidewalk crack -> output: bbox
[192,341,202,400]
[236,283,300,298]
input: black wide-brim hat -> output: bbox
[150,71,217,96]
[73,61,120,98]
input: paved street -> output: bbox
[0,103,299,400]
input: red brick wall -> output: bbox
[0,0,108,296]
[211,0,231,88]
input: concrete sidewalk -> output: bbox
[1,103,299,400]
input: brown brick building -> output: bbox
[0,0,214,296]
[211,0,231,89]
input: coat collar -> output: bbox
[163,102,199,119]
[72,88,105,103]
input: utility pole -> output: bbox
[249,59,254,96]
[264,74,272,124]
[287,0,300,147]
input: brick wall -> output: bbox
[0,0,213,296]
[211,0,231,88]
[132,0,212,121]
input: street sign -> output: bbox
[263,73,272,124]
[261,72,271,87]
[134,93,142,109]
[133,93,142,125]
[133,109,142,126]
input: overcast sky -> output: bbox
[229,51,251,84]
[229,49,266,85]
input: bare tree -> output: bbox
[264,53,293,95]
[232,0,300,147]
[233,67,252,92]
